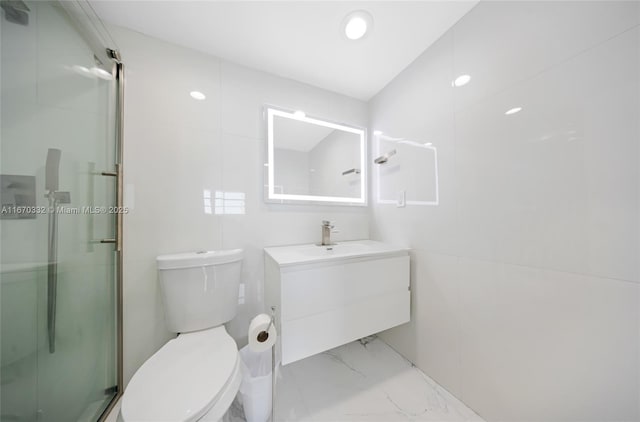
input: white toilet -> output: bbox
[119,249,244,422]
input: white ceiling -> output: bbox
[90,1,478,100]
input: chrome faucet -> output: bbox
[321,220,336,246]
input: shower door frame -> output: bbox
[57,1,125,420]
[98,58,124,422]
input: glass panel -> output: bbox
[1,1,118,421]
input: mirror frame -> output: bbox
[265,106,367,205]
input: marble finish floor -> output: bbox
[230,338,484,422]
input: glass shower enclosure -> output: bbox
[0,1,123,421]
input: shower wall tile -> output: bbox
[36,47,107,114]
[36,2,90,53]
[0,2,37,61]
[0,35,37,106]
[109,26,369,386]
[35,3,109,114]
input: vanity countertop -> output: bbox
[264,239,409,267]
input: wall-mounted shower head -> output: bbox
[1,0,30,26]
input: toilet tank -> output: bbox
[156,249,243,333]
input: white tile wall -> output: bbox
[108,3,639,420]
[372,2,640,421]
[109,26,370,386]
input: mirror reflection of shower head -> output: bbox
[374,149,396,164]
[45,149,61,192]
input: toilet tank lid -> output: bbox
[157,249,243,270]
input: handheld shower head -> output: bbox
[45,148,61,192]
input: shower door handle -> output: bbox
[45,148,71,354]
[98,164,122,252]
[115,163,123,252]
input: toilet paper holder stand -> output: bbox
[257,306,276,422]
[269,306,276,422]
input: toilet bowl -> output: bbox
[119,249,243,422]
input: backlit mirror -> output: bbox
[266,107,366,205]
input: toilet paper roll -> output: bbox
[248,313,277,352]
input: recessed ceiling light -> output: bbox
[293,110,306,118]
[346,17,367,40]
[452,74,471,87]
[343,11,373,40]
[190,91,206,100]
[505,107,522,115]
[373,130,383,135]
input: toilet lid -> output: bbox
[121,326,238,422]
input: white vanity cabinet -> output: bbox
[264,240,410,365]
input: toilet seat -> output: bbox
[120,326,240,422]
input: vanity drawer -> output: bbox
[280,255,409,321]
[281,290,409,365]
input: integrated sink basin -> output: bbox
[264,240,408,267]
[264,240,410,365]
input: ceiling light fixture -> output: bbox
[343,10,373,41]
[293,110,306,118]
[452,74,471,87]
[190,91,206,100]
[505,107,522,115]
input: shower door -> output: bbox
[0,1,121,421]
